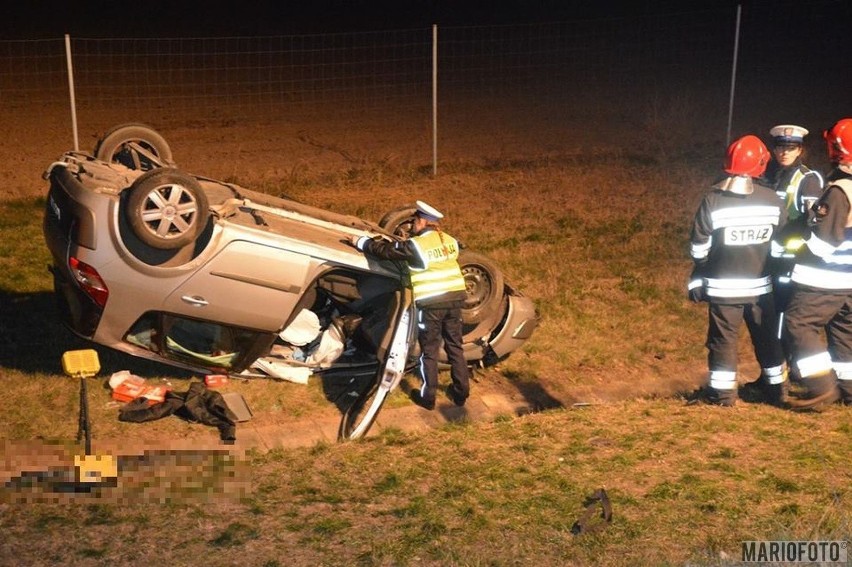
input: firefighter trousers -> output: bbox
[783,285,852,398]
[706,296,785,384]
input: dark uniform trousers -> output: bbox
[417,305,470,403]
[707,295,785,399]
[784,285,852,399]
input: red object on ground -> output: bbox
[111,373,170,405]
[204,374,229,388]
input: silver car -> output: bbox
[42,124,538,439]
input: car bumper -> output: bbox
[43,172,104,339]
[488,287,539,361]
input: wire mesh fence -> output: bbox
[0,38,67,106]
[66,30,433,118]
[0,1,847,164]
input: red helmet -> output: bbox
[824,118,852,165]
[724,135,770,177]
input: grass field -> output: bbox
[1,103,851,565]
[1,400,850,565]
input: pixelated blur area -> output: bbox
[1,441,251,505]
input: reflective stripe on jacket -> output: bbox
[791,177,852,290]
[689,180,786,304]
[409,230,466,303]
[775,166,824,220]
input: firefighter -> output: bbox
[687,135,788,406]
[783,118,852,409]
[348,201,470,410]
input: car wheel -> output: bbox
[459,250,505,326]
[94,123,174,170]
[125,168,209,250]
[378,205,417,238]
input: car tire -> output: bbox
[125,168,209,250]
[378,205,418,238]
[458,250,505,327]
[94,123,174,170]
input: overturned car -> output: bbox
[42,124,538,439]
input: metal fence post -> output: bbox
[725,4,742,146]
[64,34,79,152]
[432,24,438,177]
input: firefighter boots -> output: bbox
[687,386,736,407]
[787,371,841,411]
[838,379,852,405]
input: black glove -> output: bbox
[688,285,706,303]
[687,266,706,303]
[768,254,795,280]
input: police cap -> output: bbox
[415,200,444,222]
[769,124,808,147]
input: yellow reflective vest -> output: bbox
[408,230,466,304]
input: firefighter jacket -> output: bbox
[689,179,786,304]
[356,229,467,307]
[789,168,852,290]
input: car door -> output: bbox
[162,239,320,331]
[338,286,416,440]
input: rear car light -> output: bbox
[69,257,109,307]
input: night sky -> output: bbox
[4,0,762,38]
[3,0,849,101]
[2,0,848,72]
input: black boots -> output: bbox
[687,386,737,407]
[787,372,841,411]
[447,384,468,407]
[763,382,788,407]
[839,379,852,405]
[410,390,436,410]
[737,372,790,407]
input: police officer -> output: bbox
[688,135,788,406]
[766,125,824,300]
[766,124,824,226]
[784,118,852,409]
[349,201,470,410]
[765,125,825,382]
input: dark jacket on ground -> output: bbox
[119,382,238,442]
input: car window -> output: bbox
[125,312,267,370]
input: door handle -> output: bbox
[181,295,209,307]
